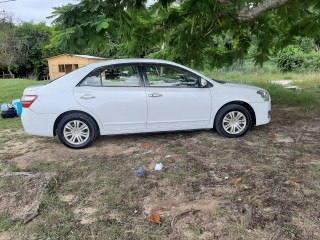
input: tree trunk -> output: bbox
[238,0,292,21]
[7,64,14,78]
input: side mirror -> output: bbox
[200,78,208,88]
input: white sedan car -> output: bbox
[22,59,271,149]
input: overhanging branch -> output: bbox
[238,0,292,21]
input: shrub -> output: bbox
[277,45,320,72]
[276,46,304,72]
[300,52,320,71]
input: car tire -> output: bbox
[57,113,98,149]
[215,104,252,138]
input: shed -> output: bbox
[47,54,106,80]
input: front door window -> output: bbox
[145,65,201,88]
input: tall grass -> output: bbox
[202,68,320,106]
[253,82,319,106]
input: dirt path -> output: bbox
[0,105,319,239]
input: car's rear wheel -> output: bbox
[57,113,98,149]
[215,104,252,138]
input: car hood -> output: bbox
[211,80,268,103]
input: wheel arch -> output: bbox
[214,101,256,127]
[53,110,100,136]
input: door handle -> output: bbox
[148,93,163,97]
[80,94,96,99]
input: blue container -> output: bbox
[12,99,22,116]
[136,166,145,177]
[16,101,22,116]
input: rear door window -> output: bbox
[80,65,141,87]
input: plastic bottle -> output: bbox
[154,163,163,171]
[136,166,145,177]
[1,103,8,111]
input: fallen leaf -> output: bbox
[287,179,304,183]
[149,213,161,224]
[270,134,277,140]
[143,142,153,147]
[231,177,242,185]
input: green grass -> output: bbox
[0,79,49,129]
[0,215,14,232]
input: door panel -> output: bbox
[146,87,211,129]
[74,87,147,131]
[144,65,212,130]
[73,65,147,132]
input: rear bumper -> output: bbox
[251,101,271,126]
[21,108,57,137]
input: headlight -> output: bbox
[257,90,270,101]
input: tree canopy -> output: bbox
[15,22,54,78]
[0,11,20,77]
[51,0,320,68]
[1,0,320,78]
[0,11,56,79]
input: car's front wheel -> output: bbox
[57,113,98,149]
[215,104,252,138]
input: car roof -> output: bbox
[87,58,188,69]
[49,59,214,88]
[84,58,211,79]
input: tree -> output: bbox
[0,11,21,78]
[50,2,123,58]
[51,0,320,68]
[15,22,53,79]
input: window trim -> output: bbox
[141,63,212,88]
[76,63,144,87]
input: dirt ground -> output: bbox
[0,105,319,239]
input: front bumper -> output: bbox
[250,101,271,126]
[21,108,57,137]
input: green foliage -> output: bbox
[51,0,320,68]
[298,37,316,53]
[282,226,296,236]
[15,22,53,78]
[51,2,123,57]
[277,45,320,72]
[0,11,21,77]
[299,52,320,71]
[276,45,304,72]
[0,11,56,79]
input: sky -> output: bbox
[0,0,157,24]
[0,0,79,24]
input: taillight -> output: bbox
[21,95,38,108]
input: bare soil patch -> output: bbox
[0,172,56,223]
[0,105,319,239]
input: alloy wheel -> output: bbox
[222,111,247,134]
[63,120,90,145]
